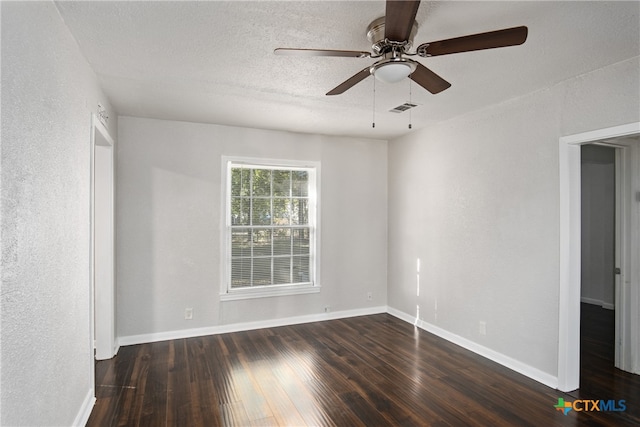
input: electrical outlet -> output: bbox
[185,308,193,320]
[479,321,486,336]
[367,292,373,301]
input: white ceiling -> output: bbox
[55,1,639,140]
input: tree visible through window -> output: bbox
[227,162,316,291]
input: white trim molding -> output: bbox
[558,121,640,391]
[220,283,321,301]
[72,388,96,427]
[118,306,386,346]
[581,297,615,310]
[558,135,582,392]
[91,113,117,362]
[560,123,640,145]
[387,307,559,389]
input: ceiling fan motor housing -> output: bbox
[367,16,419,55]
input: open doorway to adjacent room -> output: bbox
[579,143,618,394]
[558,123,640,393]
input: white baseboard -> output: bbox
[118,306,387,346]
[72,388,95,427]
[386,306,559,389]
[581,296,615,310]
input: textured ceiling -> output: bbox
[55,1,639,140]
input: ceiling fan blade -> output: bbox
[409,63,451,94]
[417,26,528,57]
[275,48,370,58]
[326,67,372,95]
[385,0,421,42]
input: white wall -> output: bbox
[388,56,639,380]
[116,117,387,339]
[581,145,615,308]
[0,2,117,425]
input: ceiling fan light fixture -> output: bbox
[370,58,417,84]
[373,62,411,83]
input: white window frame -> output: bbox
[220,156,321,301]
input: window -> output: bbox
[221,157,320,300]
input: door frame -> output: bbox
[558,122,639,391]
[90,114,116,364]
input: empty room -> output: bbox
[1,1,639,426]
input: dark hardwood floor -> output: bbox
[88,313,639,426]
[567,304,639,409]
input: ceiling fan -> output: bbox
[274,0,528,96]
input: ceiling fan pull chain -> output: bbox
[408,79,412,129]
[372,77,376,128]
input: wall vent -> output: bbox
[389,102,418,113]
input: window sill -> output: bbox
[220,284,321,301]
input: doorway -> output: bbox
[91,115,116,363]
[558,122,640,392]
[580,144,616,388]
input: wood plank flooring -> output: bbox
[569,303,639,407]
[88,313,639,426]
